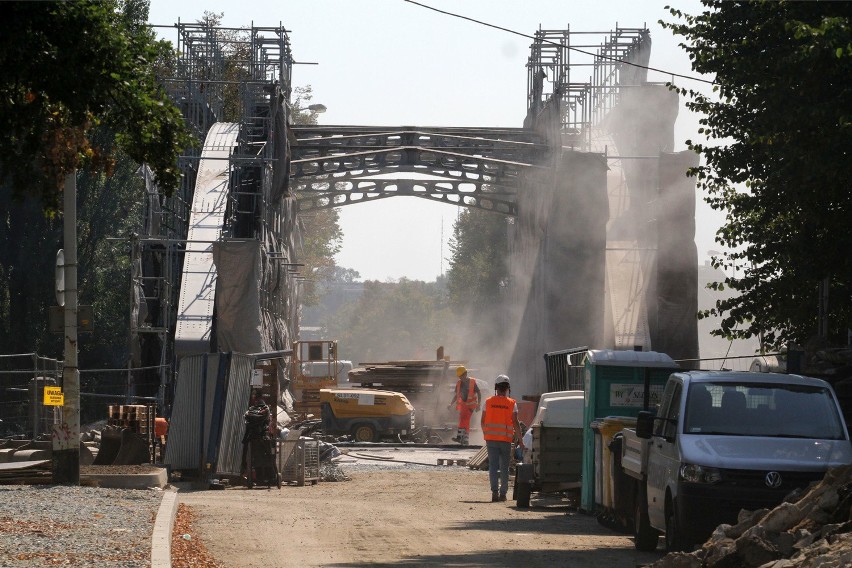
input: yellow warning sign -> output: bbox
[44,386,64,406]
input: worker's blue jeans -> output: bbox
[486,440,512,496]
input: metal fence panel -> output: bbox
[543,346,588,392]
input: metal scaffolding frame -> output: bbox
[525,26,652,149]
[132,22,296,411]
[122,20,672,412]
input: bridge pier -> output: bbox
[508,151,609,395]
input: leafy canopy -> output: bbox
[0,0,193,211]
[323,278,454,363]
[446,208,509,312]
[663,0,852,350]
[292,85,345,306]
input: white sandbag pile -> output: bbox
[649,464,852,568]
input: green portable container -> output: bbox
[580,350,679,512]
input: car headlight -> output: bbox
[679,463,722,484]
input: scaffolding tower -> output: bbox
[526,26,652,149]
[131,22,297,412]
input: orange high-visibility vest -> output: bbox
[482,396,516,442]
[455,379,478,410]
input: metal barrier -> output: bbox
[543,346,588,392]
[0,353,61,439]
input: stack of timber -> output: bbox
[467,447,489,470]
[0,460,52,485]
[348,360,464,392]
[107,404,154,438]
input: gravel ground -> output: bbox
[0,485,164,567]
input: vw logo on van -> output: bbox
[765,471,783,489]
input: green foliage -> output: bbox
[446,208,509,312]
[0,147,143,369]
[298,208,344,306]
[0,0,172,380]
[0,0,193,212]
[323,278,455,363]
[663,1,852,350]
[292,85,345,306]
[197,11,253,122]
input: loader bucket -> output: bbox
[112,429,151,465]
[92,427,122,465]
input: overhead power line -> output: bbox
[403,0,714,85]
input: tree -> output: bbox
[0,0,193,211]
[663,1,852,350]
[324,278,456,363]
[446,208,509,313]
[291,85,345,306]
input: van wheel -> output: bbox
[665,498,688,552]
[351,423,378,443]
[634,485,658,551]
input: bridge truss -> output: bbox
[292,126,549,216]
[132,18,697,405]
[292,26,652,216]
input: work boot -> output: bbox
[491,491,499,502]
[499,494,507,502]
[451,428,463,443]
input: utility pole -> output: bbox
[54,172,80,484]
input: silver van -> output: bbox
[635,371,852,551]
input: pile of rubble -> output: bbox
[651,465,852,567]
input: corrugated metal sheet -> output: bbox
[164,354,221,470]
[215,354,253,476]
[163,352,259,477]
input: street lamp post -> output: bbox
[54,172,80,484]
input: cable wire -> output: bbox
[403,0,714,85]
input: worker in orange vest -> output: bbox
[447,365,481,445]
[481,374,523,502]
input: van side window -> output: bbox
[654,380,682,438]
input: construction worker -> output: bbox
[481,374,523,502]
[447,365,481,445]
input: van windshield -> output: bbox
[683,382,847,440]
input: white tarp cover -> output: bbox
[212,240,266,354]
[175,122,239,358]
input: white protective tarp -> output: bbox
[174,122,239,358]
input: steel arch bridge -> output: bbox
[291,126,552,216]
[138,21,698,405]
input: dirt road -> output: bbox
[178,452,664,568]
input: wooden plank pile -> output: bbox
[108,404,154,437]
[467,447,489,470]
[0,460,52,485]
[348,360,465,391]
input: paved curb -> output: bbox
[151,487,179,568]
[81,467,168,489]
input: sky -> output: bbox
[148,0,718,282]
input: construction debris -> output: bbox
[320,462,350,482]
[649,464,852,567]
